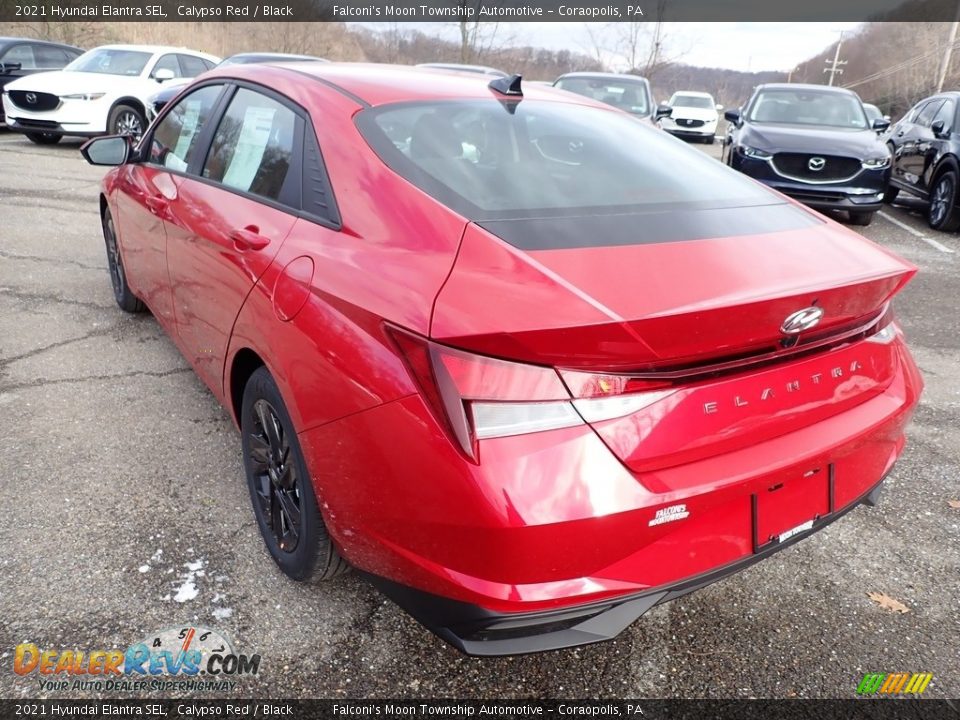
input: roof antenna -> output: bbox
[489,74,523,97]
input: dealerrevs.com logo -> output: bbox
[13,626,261,693]
[856,672,933,696]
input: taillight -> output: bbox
[387,326,676,460]
[866,304,899,345]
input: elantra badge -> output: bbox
[808,156,826,172]
[781,306,824,335]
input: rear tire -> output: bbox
[25,131,61,145]
[241,367,349,583]
[848,211,874,227]
[883,186,900,204]
[928,169,960,232]
[101,208,145,313]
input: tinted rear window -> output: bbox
[356,99,776,222]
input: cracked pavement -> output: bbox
[0,133,957,700]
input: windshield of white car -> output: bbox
[747,89,868,129]
[554,77,650,116]
[672,95,714,109]
[66,49,151,76]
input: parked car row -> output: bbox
[0,39,331,145]
[719,82,960,234]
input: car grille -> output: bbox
[772,153,861,182]
[675,118,705,128]
[13,118,61,132]
[8,90,60,112]
[786,190,847,204]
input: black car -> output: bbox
[884,91,960,231]
[722,83,891,226]
[0,37,83,123]
[147,52,329,119]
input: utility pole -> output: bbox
[824,31,847,86]
[936,6,960,93]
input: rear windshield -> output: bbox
[356,99,776,221]
[672,95,714,109]
[747,89,868,129]
[554,77,650,116]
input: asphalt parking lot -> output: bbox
[1,131,957,700]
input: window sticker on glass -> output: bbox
[171,100,202,166]
[222,106,277,192]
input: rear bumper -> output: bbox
[365,474,884,656]
[299,336,922,654]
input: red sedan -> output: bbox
[81,63,923,655]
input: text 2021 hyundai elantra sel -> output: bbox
[723,83,892,227]
[80,64,922,656]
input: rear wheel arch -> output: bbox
[932,154,960,186]
[109,96,147,120]
[229,347,266,427]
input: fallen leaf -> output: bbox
[948,500,960,509]
[868,591,910,614]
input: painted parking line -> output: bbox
[878,210,955,254]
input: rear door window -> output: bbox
[201,87,300,207]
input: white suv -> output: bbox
[1,44,220,145]
[659,91,721,144]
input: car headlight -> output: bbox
[862,156,891,169]
[62,93,106,101]
[740,145,772,160]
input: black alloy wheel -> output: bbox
[240,367,348,582]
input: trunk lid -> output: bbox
[430,210,914,371]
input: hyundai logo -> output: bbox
[24,92,37,105]
[781,307,824,335]
[808,156,826,172]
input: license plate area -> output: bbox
[752,464,833,552]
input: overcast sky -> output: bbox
[360,22,864,73]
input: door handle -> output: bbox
[145,195,168,213]
[896,130,905,137]
[229,225,271,251]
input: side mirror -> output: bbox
[80,135,131,166]
[724,108,742,125]
[654,103,672,120]
[931,119,947,137]
[0,61,22,75]
[872,117,892,132]
[153,68,176,82]
[715,103,724,111]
